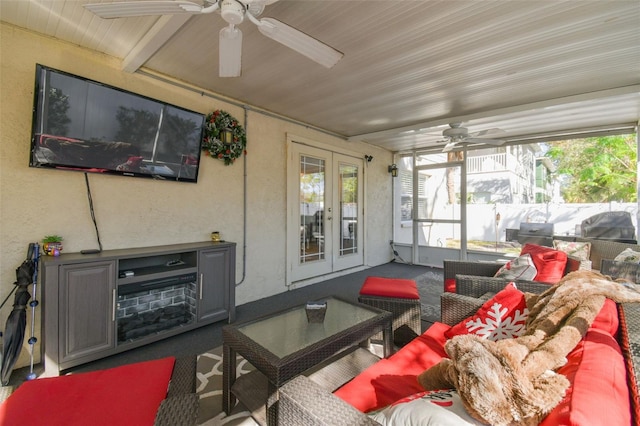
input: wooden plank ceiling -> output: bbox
[1,0,638,152]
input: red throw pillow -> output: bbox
[445,282,528,341]
[520,243,568,283]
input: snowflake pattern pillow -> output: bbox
[493,253,537,281]
[445,282,529,341]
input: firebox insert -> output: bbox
[116,273,197,343]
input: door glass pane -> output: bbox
[339,163,358,256]
[299,155,325,263]
[415,166,462,221]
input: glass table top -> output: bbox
[234,297,381,358]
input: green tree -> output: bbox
[46,88,71,135]
[545,135,637,202]
[115,106,159,155]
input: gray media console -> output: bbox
[40,241,236,375]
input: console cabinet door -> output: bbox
[59,261,116,363]
[198,248,232,323]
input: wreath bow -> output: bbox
[201,110,247,165]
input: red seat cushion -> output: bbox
[520,243,568,283]
[359,276,420,299]
[0,356,175,426]
[334,322,450,412]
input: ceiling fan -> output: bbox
[439,123,506,152]
[84,0,344,77]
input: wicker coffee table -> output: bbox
[222,296,393,425]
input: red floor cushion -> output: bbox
[0,356,175,426]
[359,276,420,299]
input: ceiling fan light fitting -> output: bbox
[220,0,245,25]
[442,127,467,139]
[219,26,243,77]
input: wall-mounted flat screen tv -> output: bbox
[30,64,204,183]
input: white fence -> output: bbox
[394,202,638,248]
[472,202,637,242]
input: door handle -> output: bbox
[199,273,204,300]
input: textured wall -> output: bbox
[0,23,393,368]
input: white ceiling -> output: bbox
[2,0,639,152]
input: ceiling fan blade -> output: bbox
[255,18,343,68]
[464,137,506,145]
[442,142,458,152]
[84,1,215,19]
[219,26,243,78]
[469,128,506,138]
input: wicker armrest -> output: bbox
[456,275,550,297]
[154,355,198,426]
[443,260,503,282]
[618,302,640,420]
[440,292,485,326]
[154,393,199,426]
[167,355,197,396]
[278,375,379,425]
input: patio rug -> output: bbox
[196,347,257,426]
[196,271,444,425]
[415,268,444,324]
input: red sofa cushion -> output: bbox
[444,278,456,293]
[590,298,619,335]
[359,276,420,299]
[540,328,630,426]
[336,299,628,422]
[334,322,450,412]
[520,243,568,283]
[0,356,175,426]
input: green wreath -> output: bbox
[201,110,247,165]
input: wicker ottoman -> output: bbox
[358,276,421,340]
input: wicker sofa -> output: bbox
[443,238,640,295]
[278,279,640,425]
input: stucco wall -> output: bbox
[0,23,393,368]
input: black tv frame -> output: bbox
[29,64,205,183]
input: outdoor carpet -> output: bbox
[196,270,444,425]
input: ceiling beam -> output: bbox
[348,85,640,142]
[122,14,192,73]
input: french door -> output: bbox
[287,143,364,283]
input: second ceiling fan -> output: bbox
[439,123,506,152]
[84,0,344,77]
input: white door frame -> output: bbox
[286,135,365,286]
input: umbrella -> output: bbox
[1,244,36,386]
